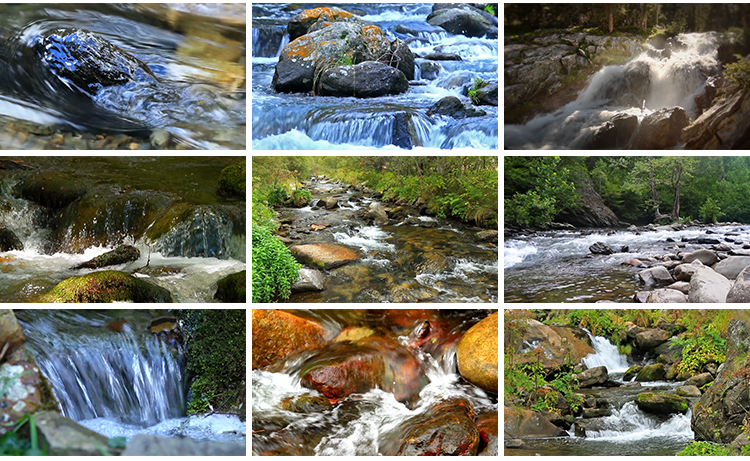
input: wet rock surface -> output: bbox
[457,311,498,393]
[251,309,327,371]
[40,270,174,303]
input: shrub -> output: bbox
[252,226,301,303]
[724,54,750,90]
[677,441,736,456]
[505,190,556,228]
[483,4,495,16]
[266,185,288,208]
[291,188,312,201]
[699,197,723,223]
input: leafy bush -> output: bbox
[468,78,489,104]
[677,441,736,456]
[291,188,312,201]
[251,226,301,303]
[483,4,495,16]
[252,197,278,231]
[266,185,288,208]
[699,197,723,223]
[724,54,750,90]
[505,190,556,228]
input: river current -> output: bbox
[252,3,498,150]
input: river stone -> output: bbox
[251,309,327,370]
[666,281,691,294]
[71,245,140,270]
[121,433,244,456]
[635,107,690,149]
[688,267,731,303]
[623,365,643,382]
[574,366,609,388]
[31,411,124,456]
[686,372,714,388]
[676,385,702,397]
[714,256,750,280]
[324,197,339,210]
[589,241,615,255]
[41,270,173,303]
[426,7,498,39]
[636,363,666,382]
[0,309,28,361]
[287,6,365,41]
[646,288,687,303]
[637,266,674,286]
[319,61,409,98]
[420,61,441,79]
[382,398,479,455]
[473,81,498,106]
[635,392,689,415]
[674,261,704,282]
[476,229,498,244]
[505,439,526,449]
[503,407,567,438]
[334,326,375,342]
[635,328,671,349]
[475,411,498,455]
[217,160,245,197]
[293,194,309,207]
[727,265,750,303]
[0,361,48,431]
[682,248,718,265]
[281,395,333,413]
[290,243,361,270]
[0,226,23,251]
[427,96,485,118]
[291,267,327,292]
[214,270,246,302]
[457,312,497,393]
[507,319,594,375]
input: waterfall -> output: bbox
[582,328,630,373]
[583,402,693,442]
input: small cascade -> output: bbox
[583,402,693,443]
[582,329,630,373]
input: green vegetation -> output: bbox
[217,160,246,198]
[40,270,173,303]
[251,226,301,303]
[669,311,730,375]
[0,413,46,456]
[677,441,736,456]
[468,78,489,105]
[506,156,750,228]
[724,54,750,90]
[483,5,496,17]
[181,310,245,418]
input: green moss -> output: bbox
[180,310,246,419]
[145,203,193,241]
[41,270,173,303]
[217,160,246,198]
[214,271,246,303]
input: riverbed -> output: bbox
[504,224,750,302]
[0,3,245,149]
[252,3,498,150]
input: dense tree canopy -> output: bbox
[505,156,750,227]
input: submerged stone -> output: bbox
[41,270,173,303]
[71,245,140,270]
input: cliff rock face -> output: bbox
[556,176,620,228]
[681,89,750,149]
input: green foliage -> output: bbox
[677,441,736,456]
[724,54,750,90]
[699,197,723,223]
[0,413,47,456]
[337,54,355,66]
[291,188,312,201]
[483,4,496,16]
[266,185,288,208]
[504,157,577,228]
[505,190,556,228]
[251,226,301,303]
[181,310,246,416]
[468,78,489,104]
[251,196,278,231]
[670,313,728,375]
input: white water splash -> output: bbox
[582,329,630,373]
[583,402,693,443]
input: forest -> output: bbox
[505,156,750,228]
[252,156,498,303]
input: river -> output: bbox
[504,224,750,302]
[0,156,246,303]
[505,32,720,149]
[506,331,694,456]
[252,3,498,150]
[15,310,246,445]
[0,3,245,149]
[281,178,497,303]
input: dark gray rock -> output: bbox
[0,226,23,251]
[420,61,442,80]
[473,82,498,106]
[291,267,327,293]
[424,52,463,61]
[427,96,485,119]
[589,242,615,255]
[635,107,690,149]
[426,7,498,39]
[319,61,408,98]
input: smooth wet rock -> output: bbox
[457,312,497,393]
[33,411,124,456]
[689,266,731,303]
[427,96,485,118]
[635,392,689,415]
[424,52,463,61]
[682,248,718,266]
[290,243,361,270]
[71,245,140,270]
[623,365,643,382]
[635,328,671,349]
[420,61,441,79]
[280,395,333,413]
[686,372,714,388]
[319,61,408,98]
[589,241,614,255]
[638,266,674,286]
[122,433,244,456]
[214,270,246,302]
[41,270,173,303]
[674,261,704,282]
[646,288,688,303]
[324,197,339,210]
[217,160,246,197]
[476,229,498,244]
[251,309,327,370]
[426,7,498,39]
[635,107,690,149]
[727,265,750,303]
[574,366,609,388]
[714,256,750,280]
[473,81,498,106]
[291,267,327,293]
[0,226,23,251]
[636,363,666,382]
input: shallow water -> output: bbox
[252,3,498,150]
[0,3,246,149]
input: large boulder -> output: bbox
[71,245,140,270]
[214,270,246,302]
[473,81,498,106]
[676,385,702,397]
[318,61,408,98]
[122,434,245,456]
[426,7,498,38]
[635,107,690,149]
[646,288,688,303]
[289,243,362,270]
[554,175,620,227]
[635,392,689,415]
[685,372,714,388]
[456,312,498,393]
[674,261,704,282]
[381,398,479,455]
[251,309,327,370]
[688,267,731,303]
[504,407,567,438]
[682,249,718,266]
[0,226,23,251]
[32,411,125,456]
[590,113,638,149]
[638,266,674,287]
[291,267,327,293]
[589,242,614,255]
[636,363,666,381]
[682,90,750,149]
[427,96,486,119]
[727,265,750,303]
[505,319,594,376]
[217,160,246,197]
[714,256,750,280]
[40,270,173,303]
[574,365,609,388]
[287,6,365,41]
[634,328,671,350]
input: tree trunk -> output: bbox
[655,3,660,27]
[671,164,683,220]
[647,157,662,219]
[608,5,614,33]
[642,9,648,29]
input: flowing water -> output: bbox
[0,3,246,149]
[505,32,721,149]
[506,333,694,456]
[281,179,498,303]
[252,3,498,150]
[15,310,246,444]
[504,224,750,302]
[0,157,246,303]
[252,309,497,456]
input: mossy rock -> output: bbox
[72,245,140,269]
[635,392,689,415]
[41,270,173,303]
[214,270,246,302]
[217,160,245,198]
[635,363,666,382]
[623,365,643,382]
[17,173,87,209]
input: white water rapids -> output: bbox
[505,32,721,149]
[582,329,630,373]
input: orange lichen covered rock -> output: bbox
[252,309,327,370]
[287,7,360,41]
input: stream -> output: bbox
[0,156,246,303]
[506,331,694,456]
[505,32,720,149]
[0,3,246,149]
[252,3,498,150]
[281,178,498,303]
[504,224,750,302]
[15,310,246,445]
[252,309,498,456]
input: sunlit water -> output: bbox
[252,3,498,150]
